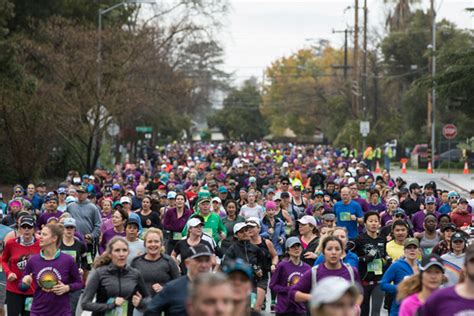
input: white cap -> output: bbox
[344,172,352,177]
[273,192,282,201]
[120,196,131,204]
[161,164,167,169]
[297,215,317,227]
[188,218,204,228]
[282,162,289,168]
[348,178,356,184]
[211,197,222,204]
[246,217,260,227]
[249,176,256,183]
[233,222,249,234]
[351,159,358,163]
[310,277,359,309]
[167,191,177,199]
[316,165,322,170]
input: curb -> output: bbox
[441,177,470,193]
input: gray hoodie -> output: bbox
[441,252,465,286]
[66,199,102,239]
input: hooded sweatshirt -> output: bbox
[441,252,465,286]
[380,257,419,316]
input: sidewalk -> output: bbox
[440,173,474,193]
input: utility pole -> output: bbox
[362,0,368,120]
[352,0,359,117]
[332,29,353,79]
[431,0,437,170]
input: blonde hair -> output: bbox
[396,273,422,302]
[143,228,165,254]
[315,226,334,256]
[93,237,129,268]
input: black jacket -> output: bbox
[223,240,265,270]
[353,232,389,282]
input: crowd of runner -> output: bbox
[0,142,473,316]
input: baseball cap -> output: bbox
[246,217,260,227]
[420,254,445,272]
[315,165,323,170]
[282,162,289,168]
[76,185,87,193]
[126,217,140,227]
[451,232,466,243]
[266,188,275,195]
[351,159,358,163]
[211,197,222,204]
[313,202,324,210]
[394,208,406,217]
[233,222,250,234]
[293,184,302,191]
[188,217,204,228]
[310,276,359,309]
[273,192,282,201]
[298,215,317,226]
[448,191,460,199]
[218,186,228,193]
[66,196,77,204]
[197,191,211,204]
[404,238,420,248]
[314,190,324,196]
[63,218,76,228]
[280,192,290,199]
[57,187,67,194]
[286,236,302,249]
[112,184,121,190]
[188,244,213,259]
[442,222,457,232]
[249,177,256,183]
[120,196,131,204]
[222,259,252,280]
[458,197,468,204]
[20,216,35,227]
[158,184,166,190]
[322,211,336,221]
[425,196,436,204]
[409,183,421,190]
[167,191,177,199]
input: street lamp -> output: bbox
[97,0,156,96]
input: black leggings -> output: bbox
[6,291,31,316]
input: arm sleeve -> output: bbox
[146,285,170,313]
[289,268,313,300]
[91,206,102,239]
[81,269,116,312]
[268,263,287,293]
[380,264,397,294]
[67,258,84,292]
[2,241,12,277]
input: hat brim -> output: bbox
[421,262,445,272]
[189,252,212,260]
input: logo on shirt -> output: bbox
[17,255,30,271]
[37,267,62,291]
[287,272,303,286]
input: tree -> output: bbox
[384,0,421,31]
[208,79,267,141]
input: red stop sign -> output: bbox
[443,124,457,140]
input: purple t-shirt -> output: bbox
[420,286,474,315]
[289,263,361,301]
[412,211,441,233]
[23,252,83,316]
[269,259,311,314]
[99,228,126,254]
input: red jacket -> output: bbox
[451,211,472,228]
[2,238,40,294]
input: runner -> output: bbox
[21,224,83,315]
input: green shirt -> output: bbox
[182,212,227,243]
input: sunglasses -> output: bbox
[15,191,23,194]
[65,226,75,229]
[281,182,289,185]
[21,225,33,229]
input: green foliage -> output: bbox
[208,79,267,141]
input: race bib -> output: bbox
[86,252,93,265]
[173,232,183,240]
[105,299,128,316]
[367,258,383,275]
[340,212,351,221]
[25,297,33,311]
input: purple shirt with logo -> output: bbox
[419,286,474,315]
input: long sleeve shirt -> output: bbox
[66,200,102,239]
[162,207,192,233]
[23,252,83,316]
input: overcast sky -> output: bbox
[218,0,473,84]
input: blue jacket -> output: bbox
[313,250,359,269]
[147,275,188,316]
[260,217,286,256]
[380,257,419,316]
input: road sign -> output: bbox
[442,124,457,140]
[136,126,153,133]
[107,123,120,137]
[360,121,370,137]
